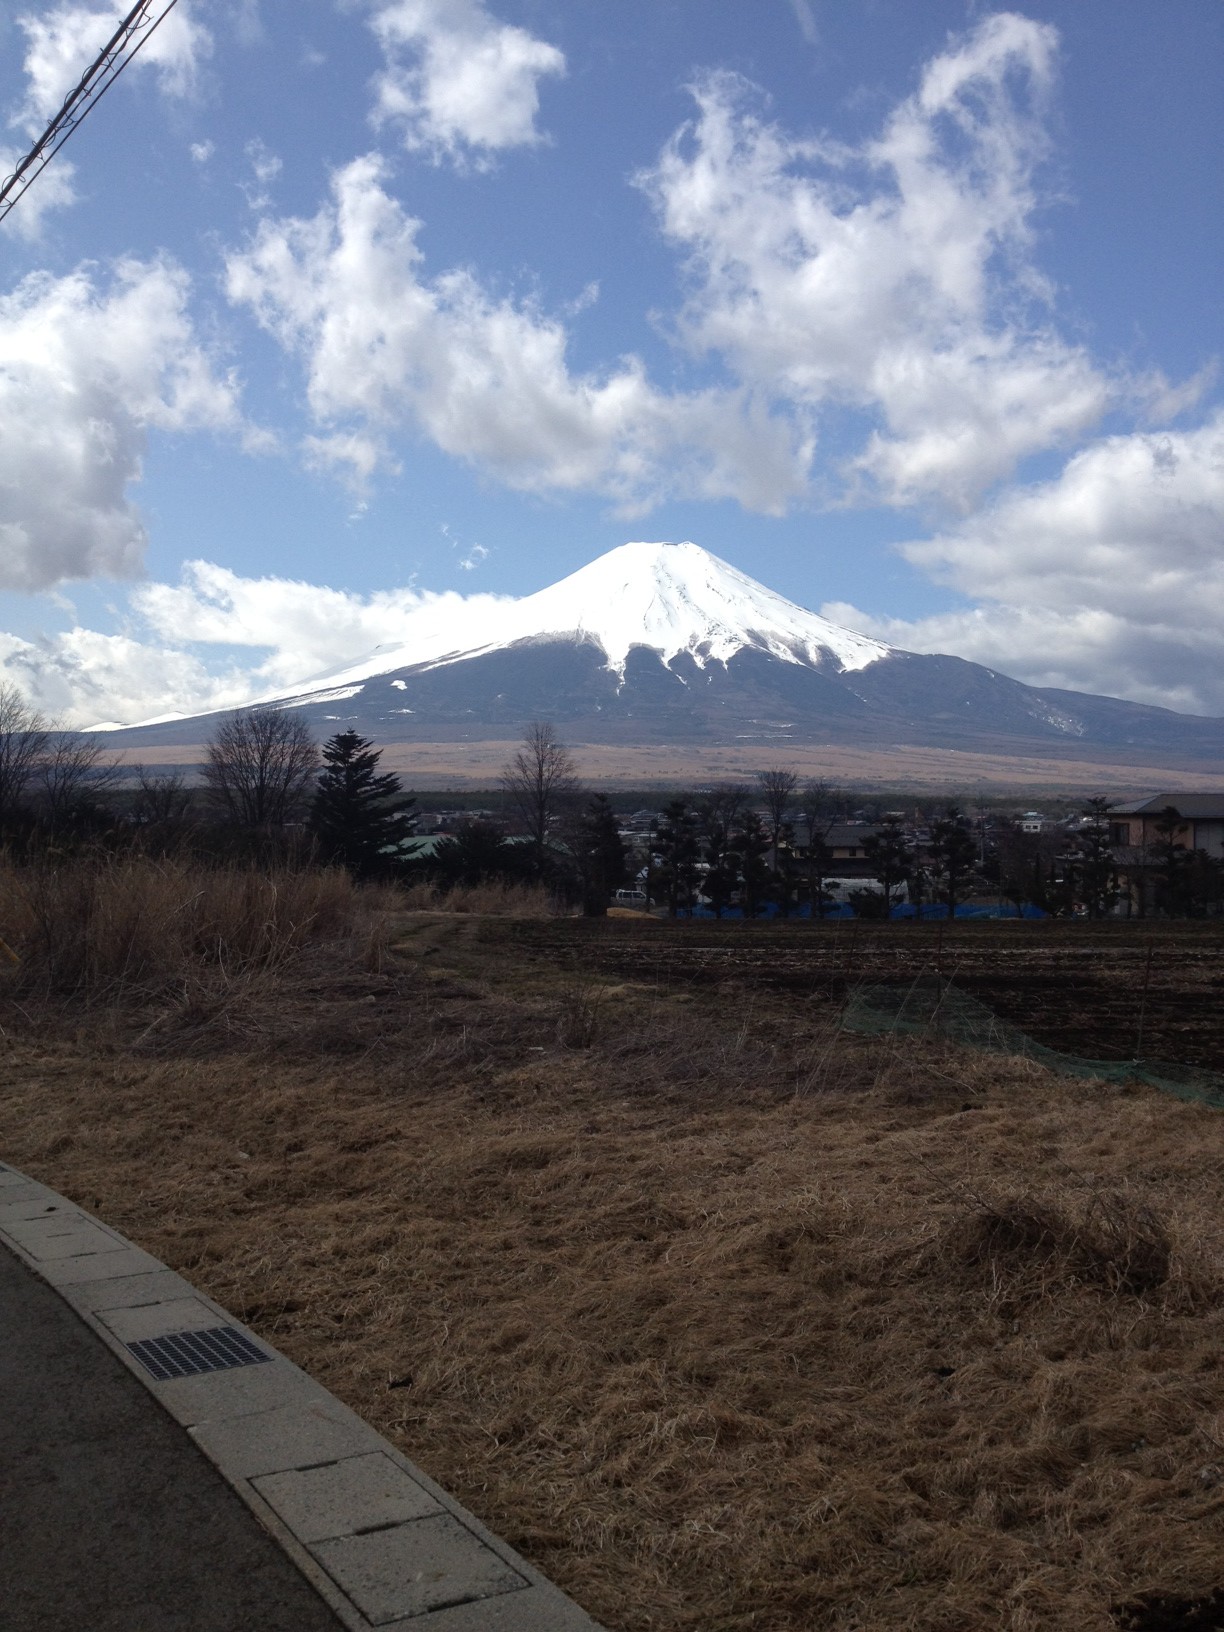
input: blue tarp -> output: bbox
[675,900,1046,921]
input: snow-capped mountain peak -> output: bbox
[494,541,892,677]
[296,541,891,698]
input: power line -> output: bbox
[0,1,183,225]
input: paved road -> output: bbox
[0,1241,344,1632]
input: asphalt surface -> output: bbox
[0,1241,344,1632]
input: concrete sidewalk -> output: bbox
[0,1163,602,1632]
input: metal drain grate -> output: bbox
[126,1325,272,1381]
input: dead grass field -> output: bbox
[105,735,1224,792]
[3,899,1224,1630]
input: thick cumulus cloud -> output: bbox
[0,258,238,591]
[366,0,565,165]
[225,153,808,512]
[133,558,512,685]
[0,627,255,727]
[639,13,1118,511]
[15,0,211,127]
[227,15,1137,520]
[823,413,1224,714]
[0,559,516,726]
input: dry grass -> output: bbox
[0,854,390,998]
[399,878,560,916]
[2,913,1224,1631]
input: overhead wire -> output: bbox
[0,0,183,223]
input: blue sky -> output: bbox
[0,0,1221,724]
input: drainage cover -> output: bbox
[126,1325,272,1381]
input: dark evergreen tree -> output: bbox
[806,832,835,918]
[1071,796,1118,919]
[732,808,771,917]
[701,819,739,918]
[652,799,701,916]
[568,794,627,915]
[309,731,416,878]
[431,819,528,887]
[862,817,911,914]
[928,806,977,917]
[1151,805,1193,916]
[695,786,748,919]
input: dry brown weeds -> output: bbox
[2,913,1223,1631]
[0,854,389,997]
[399,879,559,916]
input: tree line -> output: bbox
[0,692,628,910]
[4,685,1222,917]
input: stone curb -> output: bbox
[0,1162,603,1632]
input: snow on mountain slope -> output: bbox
[280,542,892,701]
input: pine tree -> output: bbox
[732,809,771,917]
[652,798,701,916]
[928,806,977,917]
[569,793,628,915]
[695,785,749,919]
[862,817,911,915]
[309,731,416,879]
[1073,796,1118,919]
[431,819,525,888]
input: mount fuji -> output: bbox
[100,542,1224,770]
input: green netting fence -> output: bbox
[841,976,1224,1109]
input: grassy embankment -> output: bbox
[2,855,1223,1632]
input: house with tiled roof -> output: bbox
[1107,794,1224,858]
[1106,794,1224,915]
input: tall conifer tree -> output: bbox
[310,731,416,878]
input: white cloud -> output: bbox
[0,558,518,726]
[190,139,215,164]
[0,258,239,591]
[0,144,77,237]
[824,412,1224,713]
[131,558,505,683]
[225,153,808,513]
[787,0,820,48]
[366,0,565,166]
[0,626,256,727]
[638,15,1119,510]
[9,394,1224,722]
[223,16,1205,527]
[240,136,282,209]
[14,1,212,130]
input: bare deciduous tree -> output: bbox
[133,766,194,829]
[797,780,840,918]
[37,734,118,829]
[203,708,319,831]
[501,721,579,875]
[757,766,798,860]
[0,683,49,828]
[798,779,840,846]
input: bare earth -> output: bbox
[108,738,1224,793]
[3,909,1224,1631]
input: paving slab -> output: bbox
[254,1453,445,1540]
[0,1163,605,1632]
[311,1514,528,1624]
